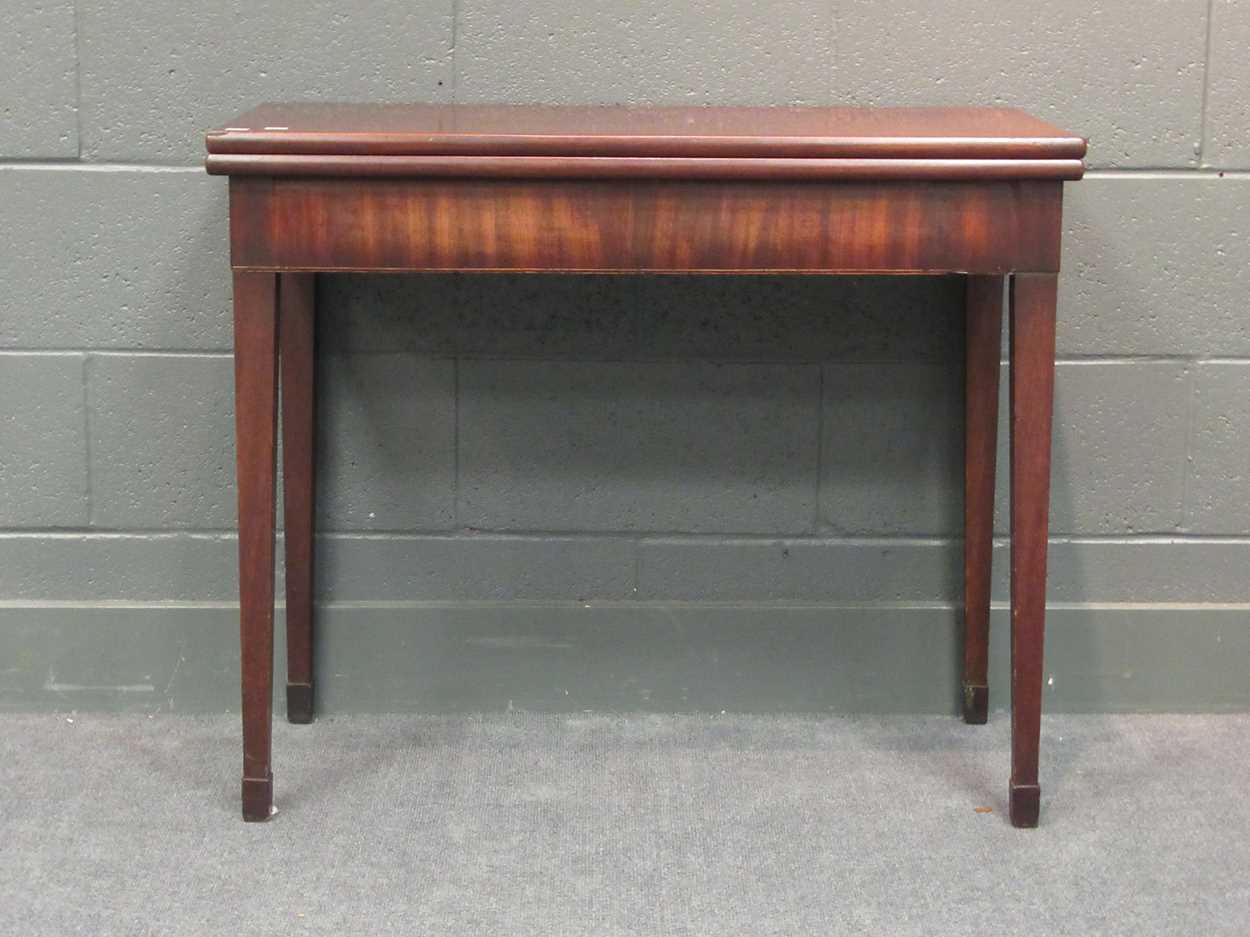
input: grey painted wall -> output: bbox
[2,1,1248,713]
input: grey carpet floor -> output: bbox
[2,712,1247,936]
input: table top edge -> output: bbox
[205,104,1087,165]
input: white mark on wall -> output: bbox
[45,681,155,693]
[163,654,185,699]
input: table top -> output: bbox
[209,103,1084,159]
[206,104,1085,180]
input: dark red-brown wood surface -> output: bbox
[207,154,1083,181]
[208,103,1086,161]
[278,274,316,726]
[233,271,280,822]
[227,177,1064,274]
[962,276,1004,725]
[1008,273,1058,829]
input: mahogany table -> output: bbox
[206,104,1085,827]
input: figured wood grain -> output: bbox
[228,177,1065,274]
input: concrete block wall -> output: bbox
[2,1,1248,713]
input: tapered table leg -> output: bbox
[234,271,280,822]
[279,274,317,724]
[962,276,1003,724]
[1008,273,1057,828]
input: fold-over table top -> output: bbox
[205,104,1086,181]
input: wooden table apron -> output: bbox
[222,166,1065,829]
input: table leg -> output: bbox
[962,276,1003,724]
[234,271,280,821]
[1008,273,1057,828]
[279,274,317,724]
